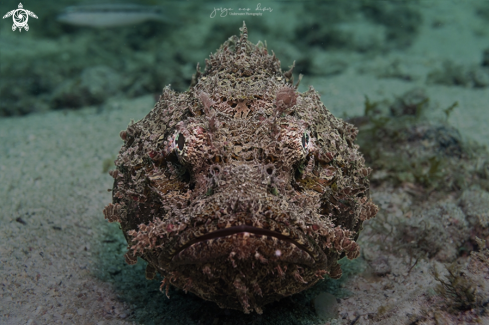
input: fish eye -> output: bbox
[176,133,185,151]
[301,132,309,148]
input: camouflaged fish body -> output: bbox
[104,22,378,314]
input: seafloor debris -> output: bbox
[103,22,378,314]
[57,4,166,28]
[342,86,489,323]
[350,88,489,193]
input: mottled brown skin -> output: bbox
[103,22,378,314]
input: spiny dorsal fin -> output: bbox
[236,21,248,56]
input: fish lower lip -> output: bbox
[170,225,323,266]
[174,225,306,252]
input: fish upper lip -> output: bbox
[169,224,327,267]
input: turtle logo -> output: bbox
[3,3,38,32]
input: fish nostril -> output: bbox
[265,164,275,175]
[210,164,222,176]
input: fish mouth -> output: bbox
[169,224,327,268]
